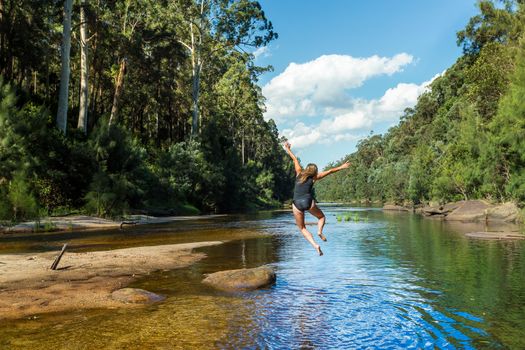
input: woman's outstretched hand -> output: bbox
[283,141,291,150]
[339,161,351,169]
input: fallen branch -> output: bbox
[50,243,68,270]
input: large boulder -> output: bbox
[202,266,276,292]
[422,201,463,216]
[486,202,520,222]
[445,200,492,222]
[111,288,165,304]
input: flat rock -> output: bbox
[445,200,492,222]
[4,225,34,233]
[383,204,410,211]
[202,266,276,292]
[465,232,525,240]
[111,288,165,304]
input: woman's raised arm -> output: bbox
[283,142,302,176]
[315,161,351,181]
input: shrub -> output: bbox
[84,120,149,217]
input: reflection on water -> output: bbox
[0,208,524,349]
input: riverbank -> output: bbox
[383,200,522,222]
[0,214,226,234]
[383,200,525,240]
[0,241,223,320]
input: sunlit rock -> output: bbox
[445,200,492,221]
[202,266,276,292]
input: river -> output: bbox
[0,206,524,349]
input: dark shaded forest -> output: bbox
[316,0,525,208]
[0,0,295,221]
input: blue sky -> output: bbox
[254,0,479,168]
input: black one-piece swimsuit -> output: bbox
[293,176,314,211]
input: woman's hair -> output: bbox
[298,163,318,183]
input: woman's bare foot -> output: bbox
[317,232,327,242]
[316,245,323,256]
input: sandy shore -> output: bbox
[1,214,226,234]
[0,242,223,320]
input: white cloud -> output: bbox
[253,46,271,59]
[262,53,414,121]
[281,76,437,149]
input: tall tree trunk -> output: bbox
[109,1,133,127]
[77,0,89,134]
[191,61,201,136]
[109,58,126,126]
[241,129,245,165]
[32,70,37,94]
[88,0,100,120]
[56,0,73,134]
[191,1,205,137]
[0,0,4,73]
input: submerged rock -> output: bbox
[465,232,525,240]
[111,288,165,304]
[202,266,276,292]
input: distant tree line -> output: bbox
[0,0,294,221]
[316,0,525,206]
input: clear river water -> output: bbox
[0,206,524,349]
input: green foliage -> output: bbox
[431,105,486,201]
[1,173,39,221]
[150,140,223,211]
[84,121,149,217]
[488,34,525,201]
[465,42,514,118]
[457,0,521,55]
[335,212,364,223]
[407,145,434,203]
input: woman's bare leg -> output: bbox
[308,201,327,241]
[292,203,323,256]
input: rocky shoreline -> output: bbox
[383,200,524,240]
[384,200,521,222]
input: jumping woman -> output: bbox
[284,142,351,256]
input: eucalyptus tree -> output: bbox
[174,0,277,137]
[77,0,89,133]
[215,58,262,164]
[108,0,140,126]
[56,0,73,134]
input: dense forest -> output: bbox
[0,0,295,221]
[3,0,525,223]
[316,0,525,207]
